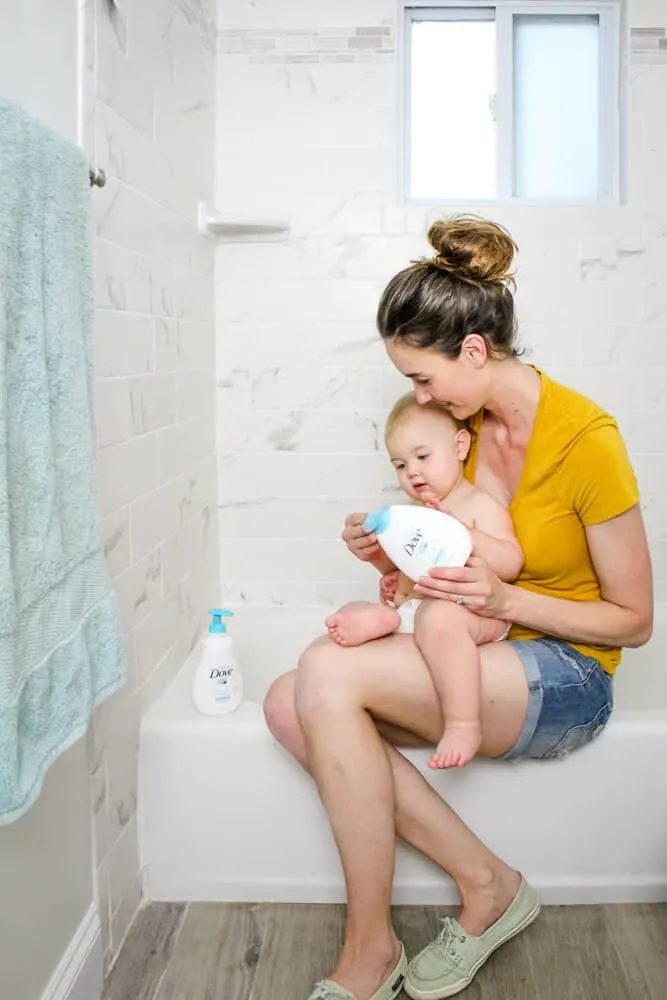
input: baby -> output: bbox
[325,393,523,769]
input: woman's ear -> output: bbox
[455,427,472,461]
[461,334,488,368]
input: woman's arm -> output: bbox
[504,506,653,647]
[416,506,653,648]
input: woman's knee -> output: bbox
[263,671,302,751]
[295,636,358,721]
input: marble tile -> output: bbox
[216,321,384,368]
[107,819,141,916]
[218,408,385,454]
[80,0,97,156]
[102,507,131,579]
[138,640,190,712]
[218,537,371,583]
[133,594,182,686]
[114,551,163,634]
[96,378,134,448]
[95,312,154,377]
[218,496,380,540]
[96,852,112,970]
[160,509,214,597]
[218,451,396,499]
[175,368,212,420]
[130,475,189,561]
[89,0,218,973]
[128,374,176,435]
[91,757,113,869]
[97,39,154,136]
[218,365,384,411]
[220,578,376,609]
[95,240,152,315]
[155,322,210,382]
[97,434,159,516]
[95,100,174,209]
[174,267,215,322]
[156,420,200,482]
[97,0,128,55]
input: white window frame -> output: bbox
[398,0,624,206]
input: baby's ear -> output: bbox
[455,427,472,461]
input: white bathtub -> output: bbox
[139,657,667,906]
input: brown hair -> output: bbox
[376,216,520,359]
[384,392,469,447]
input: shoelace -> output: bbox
[433,917,467,969]
[309,980,354,1000]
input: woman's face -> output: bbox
[385,336,490,420]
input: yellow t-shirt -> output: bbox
[464,369,640,675]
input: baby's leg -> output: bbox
[325,602,401,647]
[414,602,507,768]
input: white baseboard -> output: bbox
[40,903,102,1000]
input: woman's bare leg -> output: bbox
[265,634,529,998]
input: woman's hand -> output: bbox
[414,555,511,618]
[379,571,400,606]
[341,513,396,575]
[341,512,382,562]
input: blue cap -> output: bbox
[363,507,391,535]
[208,608,234,634]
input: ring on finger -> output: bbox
[454,594,464,605]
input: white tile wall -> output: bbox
[215,0,667,706]
[84,0,219,970]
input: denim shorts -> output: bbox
[503,637,614,761]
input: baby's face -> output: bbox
[387,409,470,504]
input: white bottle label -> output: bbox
[377,506,472,582]
[403,528,425,557]
[210,664,236,702]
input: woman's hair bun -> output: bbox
[426,216,517,285]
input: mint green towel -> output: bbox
[0,100,125,825]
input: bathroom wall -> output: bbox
[0,5,96,1000]
[88,0,219,968]
[215,0,667,710]
[1,0,220,982]
[0,745,94,1000]
[0,0,79,143]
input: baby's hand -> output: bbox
[425,498,450,514]
[425,499,472,530]
[379,571,400,606]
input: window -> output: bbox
[402,1,622,202]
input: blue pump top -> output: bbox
[208,608,234,634]
[363,507,391,535]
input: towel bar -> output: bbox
[89,166,106,188]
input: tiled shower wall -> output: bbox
[84,0,219,968]
[216,0,667,709]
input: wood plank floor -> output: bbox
[103,901,667,1000]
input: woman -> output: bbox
[263,217,653,1000]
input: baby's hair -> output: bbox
[384,392,470,446]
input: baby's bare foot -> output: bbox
[429,721,482,769]
[325,602,401,647]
